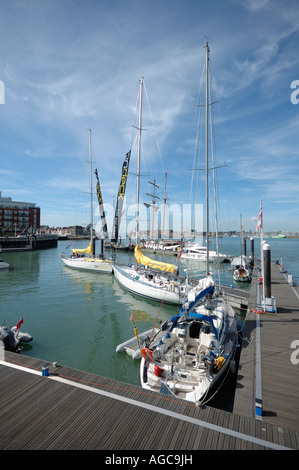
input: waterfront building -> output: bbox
[0,191,40,233]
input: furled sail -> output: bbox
[134,245,177,273]
[95,168,108,239]
[112,150,131,243]
[72,242,93,254]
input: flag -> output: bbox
[178,251,182,260]
[65,242,72,249]
[112,150,131,243]
[95,169,109,239]
[16,317,23,330]
[256,203,262,231]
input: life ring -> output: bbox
[141,348,153,362]
[253,309,263,314]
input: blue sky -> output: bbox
[0,0,298,233]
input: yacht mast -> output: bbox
[89,129,94,256]
[162,169,167,240]
[136,77,143,244]
[205,42,210,276]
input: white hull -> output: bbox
[181,252,226,262]
[62,256,113,273]
[143,242,181,252]
[181,244,227,262]
[113,264,187,305]
[0,259,9,269]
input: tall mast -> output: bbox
[240,213,243,262]
[136,77,143,244]
[162,169,167,240]
[89,129,94,255]
[205,42,210,276]
[146,178,159,239]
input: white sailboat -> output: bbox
[62,130,112,273]
[138,43,238,404]
[232,215,252,282]
[113,78,206,305]
[113,245,209,305]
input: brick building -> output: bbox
[0,192,40,233]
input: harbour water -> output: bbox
[0,236,298,410]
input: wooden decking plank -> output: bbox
[40,391,113,450]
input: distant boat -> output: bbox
[0,258,9,269]
[269,232,286,239]
[142,240,181,252]
[180,242,227,262]
[61,130,112,274]
[233,265,252,282]
[232,215,252,283]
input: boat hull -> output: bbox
[181,253,226,262]
[181,245,227,262]
[0,259,9,269]
[62,256,113,273]
[113,264,185,305]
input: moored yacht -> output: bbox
[181,242,227,262]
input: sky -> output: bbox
[0,0,298,235]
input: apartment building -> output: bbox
[0,191,40,233]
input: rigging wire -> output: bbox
[143,80,165,177]
[129,79,165,207]
[189,62,206,206]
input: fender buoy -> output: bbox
[253,309,264,314]
[141,348,153,362]
[258,277,263,284]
